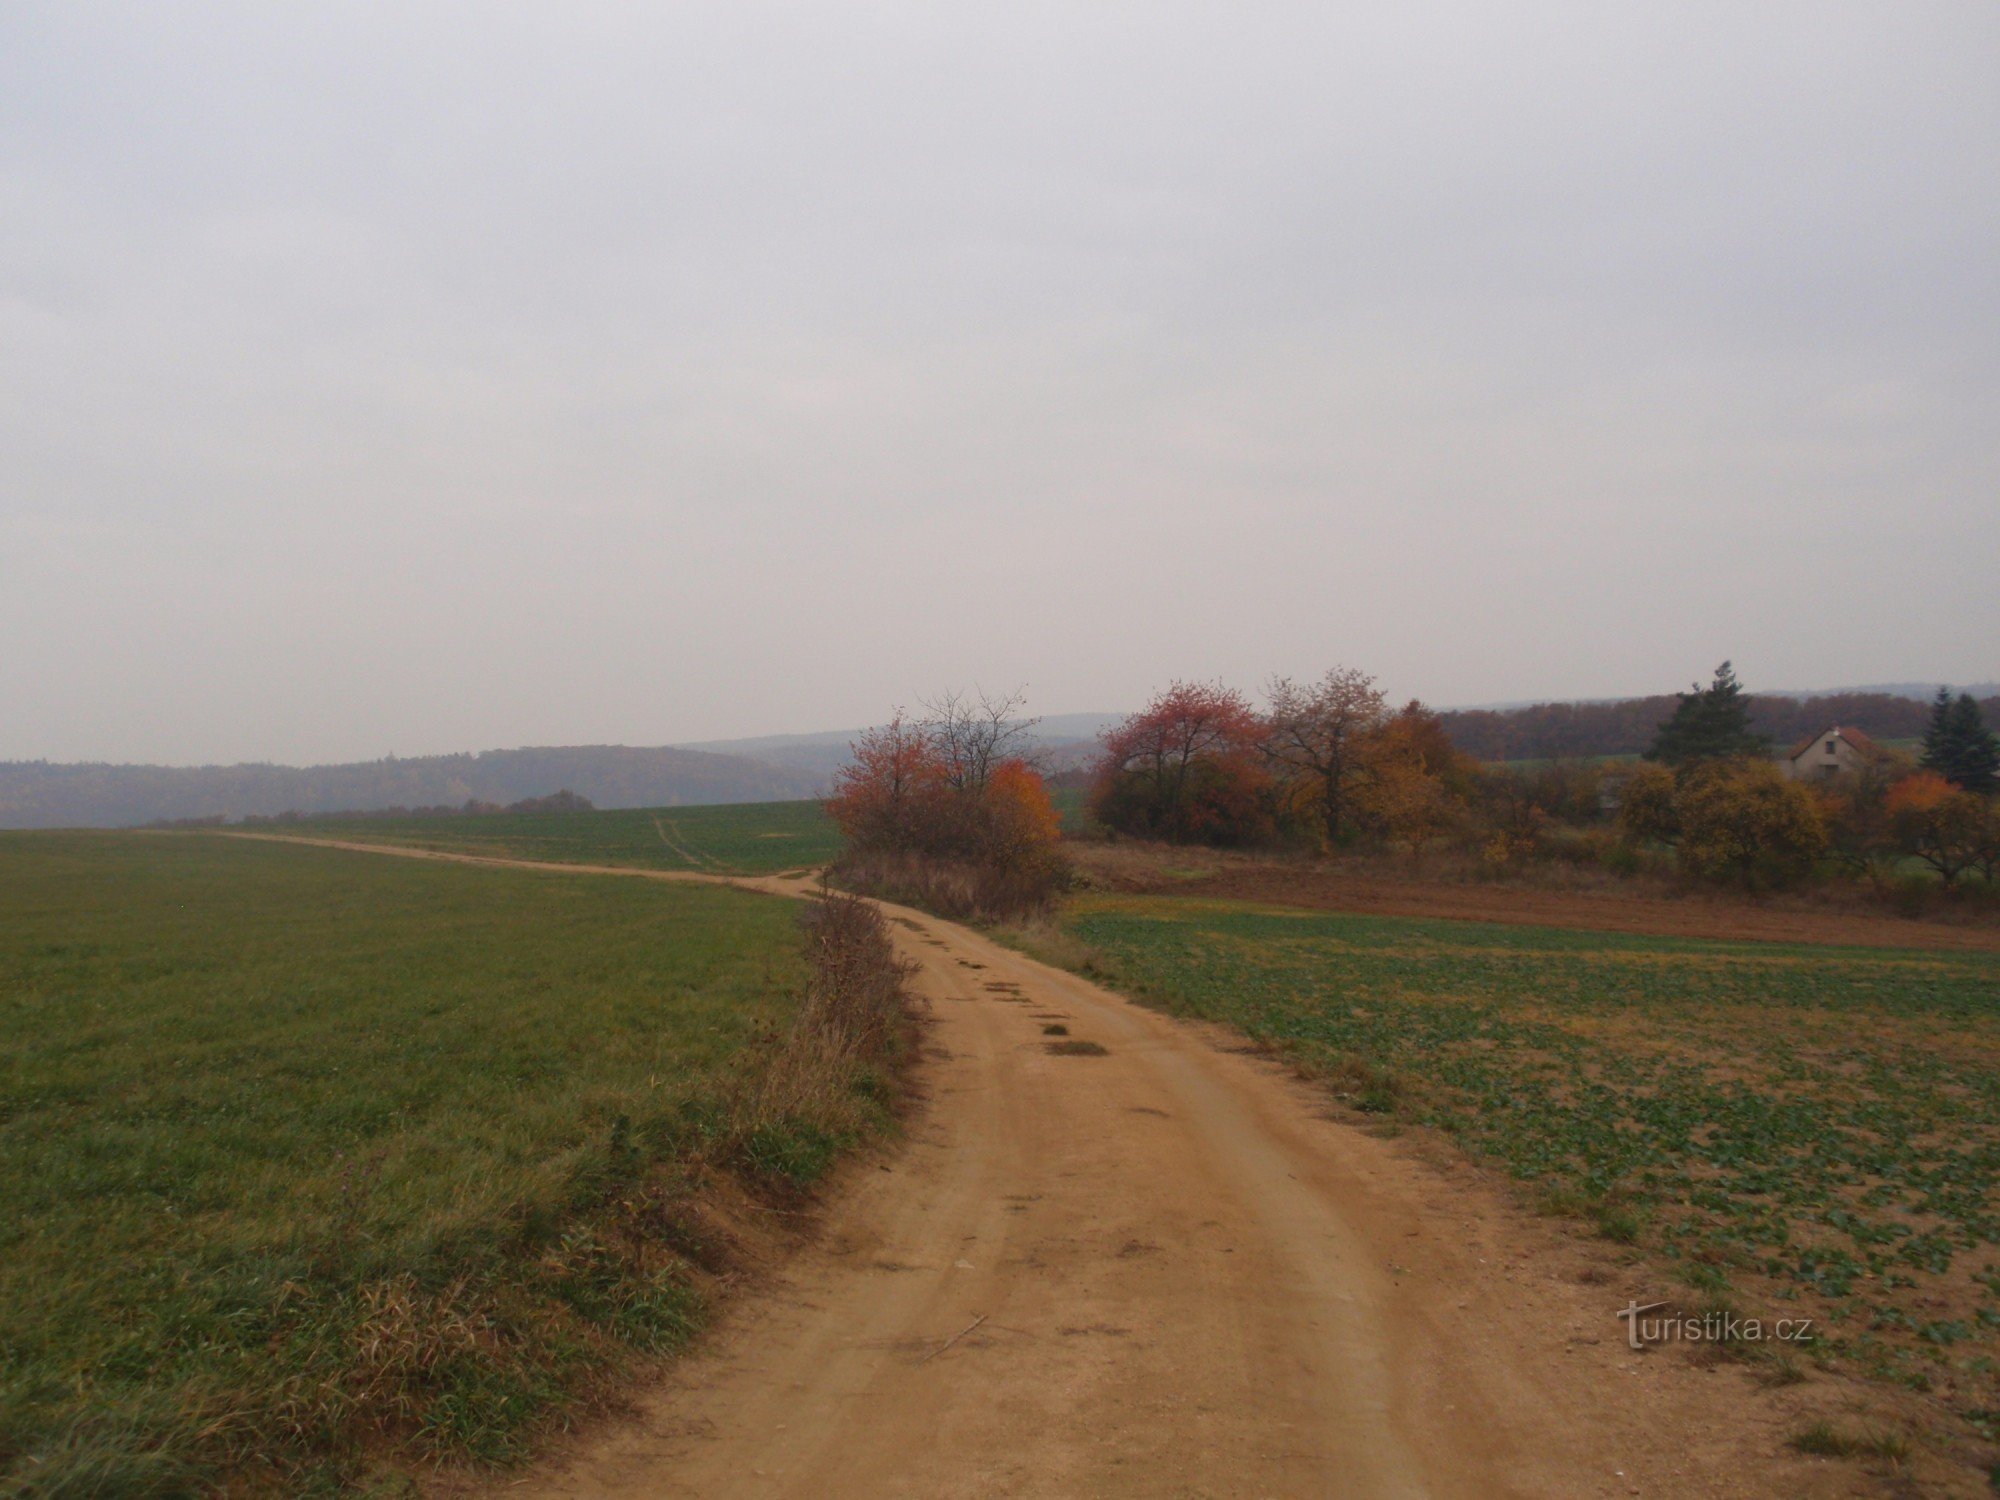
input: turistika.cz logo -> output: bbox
[1616,1301,1814,1351]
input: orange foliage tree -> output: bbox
[827,709,1065,894]
[984,758,1063,863]
[1090,682,1271,845]
[1887,771,1995,885]
[1353,704,1475,856]
[826,714,949,853]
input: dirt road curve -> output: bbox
[231,838,1903,1497]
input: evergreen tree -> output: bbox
[1645,661,1769,768]
[1920,687,1954,772]
[1922,688,1999,794]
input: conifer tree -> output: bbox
[1645,662,1769,768]
[1920,687,1954,772]
[1921,688,1999,794]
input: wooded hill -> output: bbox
[1437,691,2000,763]
[0,746,819,829]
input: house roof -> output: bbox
[1783,724,1883,762]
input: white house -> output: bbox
[1779,725,1885,781]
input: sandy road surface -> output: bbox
[228,835,1919,1497]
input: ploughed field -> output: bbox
[1058,894,2000,1430]
[282,797,840,875]
[0,832,863,1494]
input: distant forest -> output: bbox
[10,690,1998,829]
[1436,691,2000,763]
[0,746,818,830]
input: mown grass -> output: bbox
[282,798,840,875]
[0,832,900,1495]
[1054,894,2000,1420]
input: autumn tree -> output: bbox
[829,704,1067,918]
[1261,667,1389,846]
[1353,702,1476,857]
[1814,760,1907,888]
[1887,771,1993,885]
[1358,755,1453,857]
[826,713,950,854]
[1617,762,1682,845]
[1646,662,1768,767]
[1091,682,1269,844]
[919,686,1040,794]
[1672,759,1826,888]
[983,758,1064,865]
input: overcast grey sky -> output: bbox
[4,3,1996,765]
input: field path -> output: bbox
[650,814,721,870]
[229,835,1892,1498]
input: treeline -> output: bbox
[0,747,815,829]
[1089,672,1472,852]
[1618,671,1999,889]
[1438,691,2000,762]
[1087,665,2000,901]
[178,790,598,828]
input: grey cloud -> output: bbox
[3,2,1995,763]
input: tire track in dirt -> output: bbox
[651,814,720,871]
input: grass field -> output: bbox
[1493,751,1642,770]
[1051,894,2000,1422]
[0,831,884,1494]
[1049,785,1100,838]
[276,798,840,875]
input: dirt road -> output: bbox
[233,837,1925,1496]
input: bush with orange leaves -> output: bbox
[825,714,949,854]
[827,711,1068,920]
[1887,771,1999,886]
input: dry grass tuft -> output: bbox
[1789,1420,1910,1461]
[831,849,1069,924]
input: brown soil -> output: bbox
[226,835,1980,1495]
[1073,842,2000,953]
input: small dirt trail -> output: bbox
[228,835,1895,1497]
[651,814,720,871]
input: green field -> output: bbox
[1493,751,1642,771]
[1055,894,2000,1412]
[1049,784,1101,838]
[0,832,866,1494]
[277,797,840,875]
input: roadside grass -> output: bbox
[274,798,840,875]
[0,832,907,1494]
[1049,893,2000,1421]
[1789,1420,1911,1461]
